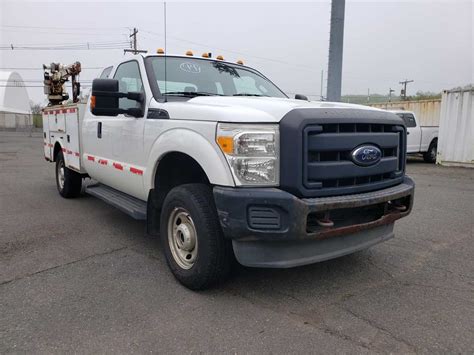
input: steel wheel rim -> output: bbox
[167,207,198,269]
[57,160,65,190]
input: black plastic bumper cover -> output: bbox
[213,176,415,267]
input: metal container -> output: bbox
[437,86,474,168]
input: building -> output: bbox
[0,71,32,130]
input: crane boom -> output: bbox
[43,61,81,106]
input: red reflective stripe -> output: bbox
[113,162,124,171]
[130,167,143,175]
[67,150,73,154]
[74,152,80,157]
[61,109,67,114]
[98,159,108,165]
[62,148,66,152]
[48,143,53,147]
[87,155,95,161]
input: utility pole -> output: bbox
[326,0,346,102]
[320,69,324,101]
[389,88,395,102]
[124,28,147,55]
[130,28,138,53]
[399,79,414,100]
[367,88,370,103]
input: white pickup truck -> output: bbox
[390,110,438,163]
[42,53,414,289]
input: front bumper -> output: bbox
[213,176,415,267]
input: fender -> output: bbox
[52,139,67,165]
[144,127,235,192]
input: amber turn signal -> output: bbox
[90,95,96,110]
[217,136,234,154]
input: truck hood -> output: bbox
[158,96,384,123]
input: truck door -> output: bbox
[96,60,146,199]
[403,114,420,153]
[83,60,146,200]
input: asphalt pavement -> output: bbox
[1,132,473,353]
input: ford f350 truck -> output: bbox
[42,52,414,290]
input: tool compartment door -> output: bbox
[57,109,66,132]
[64,107,81,171]
[42,111,52,160]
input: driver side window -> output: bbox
[113,61,144,110]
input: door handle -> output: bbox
[407,131,410,135]
[97,122,102,138]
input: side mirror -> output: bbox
[91,78,144,117]
[295,94,309,101]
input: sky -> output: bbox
[0,0,472,104]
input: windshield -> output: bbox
[146,56,287,98]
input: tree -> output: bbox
[29,100,43,114]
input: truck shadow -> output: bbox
[80,189,391,299]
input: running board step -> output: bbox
[85,184,146,220]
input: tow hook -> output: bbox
[388,200,407,212]
[316,211,335,227]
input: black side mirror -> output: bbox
[91,78,144,117]
[295,94,309,101]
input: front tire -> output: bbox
[55,151,82,198]
[160,184,232,290]
[423,139,437,163]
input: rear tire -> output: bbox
[55,151,82,198]
[160,184,232,290]
[423,139,437,163]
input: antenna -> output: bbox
[164,1,168,102]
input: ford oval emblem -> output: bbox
[351,145,382,166]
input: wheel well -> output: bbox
[53,142,62,161]
[147,152,210,235]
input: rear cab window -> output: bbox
[99,66,113,79]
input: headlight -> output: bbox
[216,123,279,186]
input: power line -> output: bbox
[0,85,91,88]
[0,67,102,70]
[140,29,321,73]
[0,40,128,51]
[0,24,127,30]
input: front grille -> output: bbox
[303,123,405,196]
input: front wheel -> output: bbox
[423,139,437,163]
[160,184,232,290]
[55,151,82,198]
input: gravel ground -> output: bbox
[1,132,473,353]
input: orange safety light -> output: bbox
[217,136,234,154]
[202,52,210,58]
[157,48,165,54]
[216,55,224,61]
[185,50,194,56]
[90,95,96,111]
[236,59,244,65]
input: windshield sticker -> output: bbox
[179,62,201,74]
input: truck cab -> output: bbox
[43,53,415,290]
[390,110,438,163]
